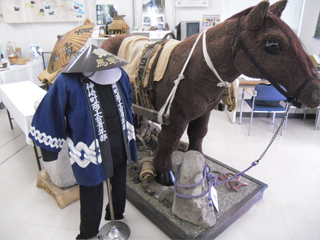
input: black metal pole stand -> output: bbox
[32,140,42,171]
[99,179,130,240]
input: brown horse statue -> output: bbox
[101,0,320,185]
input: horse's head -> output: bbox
[232,0,320,108]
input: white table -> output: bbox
[0,61,44,101]
[0,81,46,170]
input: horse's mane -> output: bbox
[227,6,315,76]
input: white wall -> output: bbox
[221,0,304,35]
[175,0,222,25]
[0,22,79,58]
[298,0,320,55]
[0,0,319,59]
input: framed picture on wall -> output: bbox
[29,44,42,60]
[142,0,165,29]
[201,15,220,31]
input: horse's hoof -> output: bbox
[218,103,225,111]
[155,171,175,186]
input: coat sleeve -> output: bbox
[28,75,68,153]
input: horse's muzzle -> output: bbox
[310,85,320,104]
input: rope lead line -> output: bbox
[217,103,291,184]
[174,104,291,201]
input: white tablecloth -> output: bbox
[0,81,46,144]
[0,60,44,86]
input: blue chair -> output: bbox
[239,84,289,135]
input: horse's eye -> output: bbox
[264,41,282,55]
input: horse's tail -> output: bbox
[100,34,132,56]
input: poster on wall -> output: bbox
[201,15,220,31]
[0,0,85,23]
[142,0,165,29]
[314,11,320,40]
[176,0,209,7]
[96,5,117,26]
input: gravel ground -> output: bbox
[127,144,261,238]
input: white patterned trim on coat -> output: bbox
[68,138,102,168]
[126,121,135,142]
[85,82,108,142]
[112,83,126,131]
[29,126,65,149]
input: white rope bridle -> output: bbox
[157,29,231,124]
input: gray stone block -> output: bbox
[172,150,216,228]
[42,142,77,188]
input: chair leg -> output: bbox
[272,112,276,125]
[249,109,254,135]
[315,108,320,130]
[303,108,307,120]
[239,103,243,124]
[283,103,290,131]
[239,91,245,124]
[283,112,288,130]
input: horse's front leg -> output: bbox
[187,112,210,153]
[153,119,188,185]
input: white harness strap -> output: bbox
[202,30,231,88]
[157,29,230,124]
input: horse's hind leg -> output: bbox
[187,112,210,153]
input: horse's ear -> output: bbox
[244,0,270,30]
[270,0,288,18]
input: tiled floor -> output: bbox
[0,107,319,240]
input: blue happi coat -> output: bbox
[29,68,138,186]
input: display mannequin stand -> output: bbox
[84,67,131,239]
[99,179,130,240]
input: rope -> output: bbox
[215,103,291,184]
[174,164,218,202]
[174,103,291,202]
[202,30,231,88]
[157,29,230,124]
